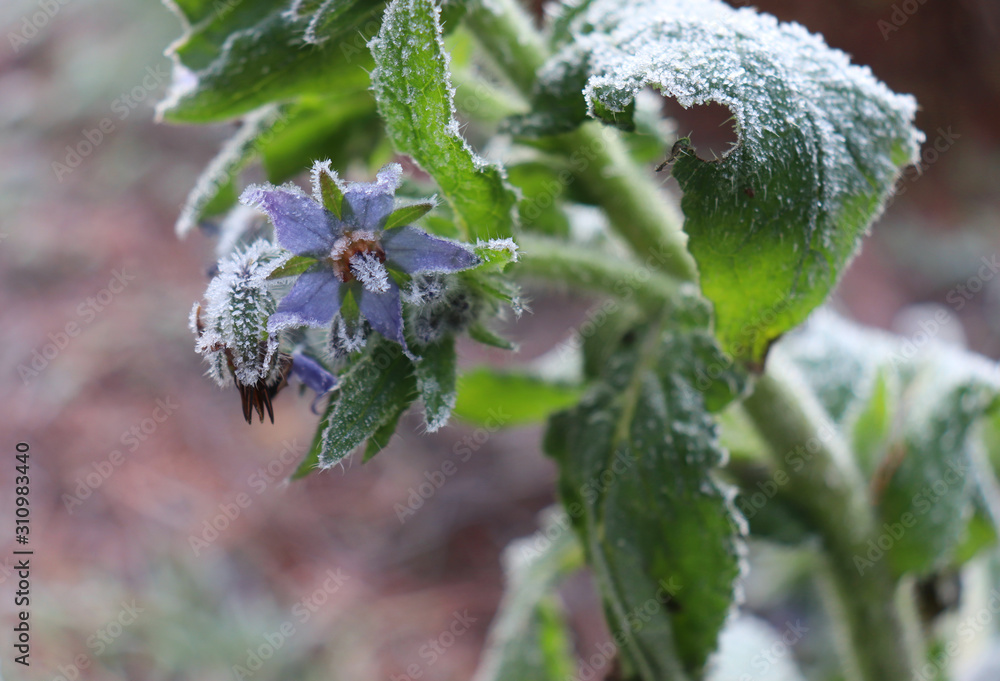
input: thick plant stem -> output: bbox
[466,1,914,677]
[743,354,916,681]
[515,234,695,310]
[464,0,698,282]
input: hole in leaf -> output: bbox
[659,100,739,162]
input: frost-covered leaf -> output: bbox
[370,0,518,240]
[471,512,582,681]
[877,354,1000,576]
[473,238,520,270]
[268,255,318,280]
[295,337,417,474]
[384,201,436,230]
[158,0,383,122]
[175,91,381,237]
[363,400,408,462]
[176,105,289,236]
[545,320,746,679]
[779,310,1000,575]
[414,335,458,432]
[454,368,583,427]
[535,0,922,363]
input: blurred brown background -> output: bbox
[0,0,998,679]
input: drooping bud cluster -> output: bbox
[190,239,291,422]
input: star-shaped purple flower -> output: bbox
[240,161,479,352]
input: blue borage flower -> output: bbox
[240,161,480,356]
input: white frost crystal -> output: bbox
[348,251,391,294]
[193,239,289,387]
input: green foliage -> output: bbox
[523,0,922,364]
[294,337,417,475]
[454,368,583,427]
[472,514,582,681]
[369,0,518,240]
[413,335,458,432]
[159,0,383,123]
[781,311,1000,576]
[545,319,746,679]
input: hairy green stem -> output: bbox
[743,353,917,681]
[464,0,698,282]
[515,234,695,310]
[465,1,916,677]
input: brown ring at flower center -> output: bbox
[327,231,386,283]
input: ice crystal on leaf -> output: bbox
[537,0,924,364]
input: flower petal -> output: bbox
[342,163,403,231]
[291,351,338,413]
[357,278,409,352]
[382,226,479,274]
[268,269,343,331]
[241,183,339,256]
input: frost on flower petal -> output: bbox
[382,226,479,274]
[240,183,338,256]
[357,278,409,353]
[268,269,344,332]
[342,163,403,230]
[349,251,391,293]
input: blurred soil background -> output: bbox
[0,0,997,679]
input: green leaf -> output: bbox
[267,255,318,280]
[876,357,999,576]
[454,368,583,427]
[544,321,745,679]
[158,0,384,123]
[261,93,384,185]
[384,201,436,230]
[467,322,518,351]
[471,512,582,681]
[414,335,458,432]
[780,310,1000,576]
[533,0,922,364]
[506,161,571,237]
[303,338,417,472]
[370,0,518,240]
[175,105,289,236]
[473,239,520,271]
[363,402,408,462]
[316,163,346,219]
